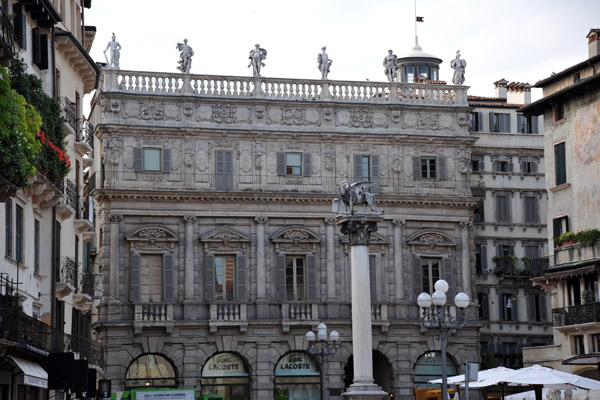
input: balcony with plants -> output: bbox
[493,255,549,279]
[554,229,600,265]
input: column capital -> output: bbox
[392,219,406,227]
[109,214,123,223]
[459,221,472,229]
[338,218,380,246]
[324,217,337,226]
[255,216,268,225]
[183,215,197,224]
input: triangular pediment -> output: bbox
[126,225,179,242]
[270,226,320,243]
[407,230,455,246]
[200,226,250,243]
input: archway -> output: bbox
[273,351,320,399]
[343,351,393,395]
[201,352,251,400]
[125,354,177,389]
[414,351,459,400]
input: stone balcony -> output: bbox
[555,240,600,266]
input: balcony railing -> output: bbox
[60,97,77,133]
[0,7,16,57]
[99,69,469,107]
[78,118,94,150]
[494,257,549,278]
[90,171,474,198]
[58,256,78,288]
[282,303,318,320]
[79,271,95,298]
[60,178,78,212]
[134,302,173,322]
[553,303,600,327]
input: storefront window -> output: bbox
[274,352,320,400]
[414,351,458,400]
[202,353,250,400]
[125,354,177,388]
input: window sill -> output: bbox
[552,118,566,125]
[550,182,571,192]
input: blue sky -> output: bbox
[85,0,600,100]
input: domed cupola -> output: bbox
[396,37,442,83]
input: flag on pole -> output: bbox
[416,16,424,22]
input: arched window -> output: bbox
[274,352,320,399]
[201,353,250,400]
[414,351,458,400]
[125,354,177,389]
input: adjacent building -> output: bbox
[521,29,600,379]
[0,1,103,399]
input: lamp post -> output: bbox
[306,322,340,400]
[417,279,470,400]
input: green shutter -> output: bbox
[162,148,171,172]
[276,254,286,301]
[133,148,143,171]
[277,152,285,176]
[354,154,362,182]
[413,257,423,296]
[162,254,174,302]
[369,255,377,302]
[554,142,567,185]
[438,157,447,180]
[236,254,246,301]
[303,153,312,177]
[413,156,421,180]
[204,254,215,301]
[306,255,316,301]
[130,254,141,302]
[371,155,380,193]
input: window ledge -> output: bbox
[550,182,571,192]
[553,118,566,125]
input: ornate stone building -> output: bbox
[89,68,481,399]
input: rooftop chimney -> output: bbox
[506,82,532,105]
[588,29,600,58]
[494,78,508,99]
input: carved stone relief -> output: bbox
[416,112,440,130]
[138,100,166,121]
[126,225,179,254]
[200,226,250,255]
[211,104,237,124]
[281,107,306,126]
[270,226,320,255]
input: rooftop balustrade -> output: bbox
[98,69,469,107]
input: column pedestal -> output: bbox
[336,215,387,400]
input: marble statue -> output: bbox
[104,33,121,69]
[383,49,398,82]
[176,39,194,73]
[317,46,332,79]
[451,50,467,85]
[335,180,377,213]
[248,44,267,77]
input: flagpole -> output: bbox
[414,0,417,45]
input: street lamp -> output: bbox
[417,279,470,400]
[306,322,340,400]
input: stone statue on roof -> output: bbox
[248,44,267,77]
[317,46,332,79]
[451,50,467,85]
[104,33,121,69]
[176,39,194,73]
[383,50,399,82]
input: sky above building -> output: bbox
[85,0,600,101]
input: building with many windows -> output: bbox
[0,1,103,399]
[521,28,600,378]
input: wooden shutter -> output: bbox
[162,148,171,172]
[520,161,527,173]
[477,112,483,131]
[369,255,377,302]
[204,254,215,301]
[443,258,454,299]
[511,296,518,321]
[133,147,143,171]
[413,257,423,296]
[162,254,174,302]
[481,245,488,270]
[303,153,312,177]
[38,34,48,70]
[531,116,538,133]
[481,293,489,320]
[531,162,538,173]
[371,155,380,193]
[495,197,501,221]
[130,254,141,302]
[276,254,286,301]
[539,295,547,321]
[14,4,25,50]
[5,200,11,258]
[478,160,485,171]
[413,156,421,180]
[492,161,500,172]
[15,205,23,262]
[32,28,41,65]
[306,255,316,301]
[236,254,246,301]
[438,157,447,180]
[508,159,514,172]
[277,152,285,176]
[354,154,362,182]
[527,293,536,321]
[216,150,233,191]
[499,293,505,320]
[499,114,510,132]
[554,142,567,185]
[489,112,496,132]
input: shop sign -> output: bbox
[133,389,195,400]
[202,353,249,377]
[275,352,319,376]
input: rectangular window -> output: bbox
[471,158,485,172]
[525,245,539,260]
[528,293,546,322]
[554,103,565,122]
[134,147,170,173]
[501,293,516,321]
[143,148,162,171]
[493,160,512,173]
[474,202,484,222]
[469,112,482,132]
[353,154,379,192]
[15,205,23,263]
[214,255,235,301]
[523,196,539,224]
[517,114,538,134]
[34,219,40,273]
[5,199,12,258]
[553,215,569,241]
[421,157,437,179]
[497,245,514,258]
[215,150,233,191]
[286,256,305,301]
[592,334,600,352]
[495,195,511,223]
[475,244,487,272]
[477,292,489,320]
[361,155,371,181]
[421,258,441,294]
[404,65,415,83]
[490,113,511,133]
[573,335,585,355]
[521,161,538,174]
[554,142,567,186]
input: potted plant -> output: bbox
[575,229,600,246]
[558,231,576,246]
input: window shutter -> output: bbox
[489,112,496,132]
[39,34,49,70]
[162,254,174,302]
[133,147,143,171]
[353,154,362,182]
[478,160,485,171]
[32,27,41,65]
[481,245,488,270]
[520,162,527,173]
[236,254,246,301]
[508,160,514,172]
[506,197,512,223]
[477,112,483,131]
[225,150,233,190]
[540,295,547,321]
[277,152,285,176]
[162,148,171,172]
[369,255,377,302]
[532,162,538,173]
[438,157,447,180]
[276,255,286,301]
[531,198,539,224]
[130,254,141,302]
[371,155,380,193]
[512,297,518,321]
[204,254,215,301]
[552,218,561,239]
[443,258,454,299]
[15,205,23,263]
[413,257,423,296]
[499,294,505,320]
[5,200,11,258]
[482,293,489,320]
[495,198,501,221]
[14,4,25,50]
[302,152,312,177]
[531,116,538,134]
[413,156,421,180]
[554,142,567,185]
[306,255,317,301]
[492,161,500,172]
[527,293,535,321]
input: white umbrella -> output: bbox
[504,388,550,400]
[428,366,515,385]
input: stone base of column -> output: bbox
[342,383,387,400]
